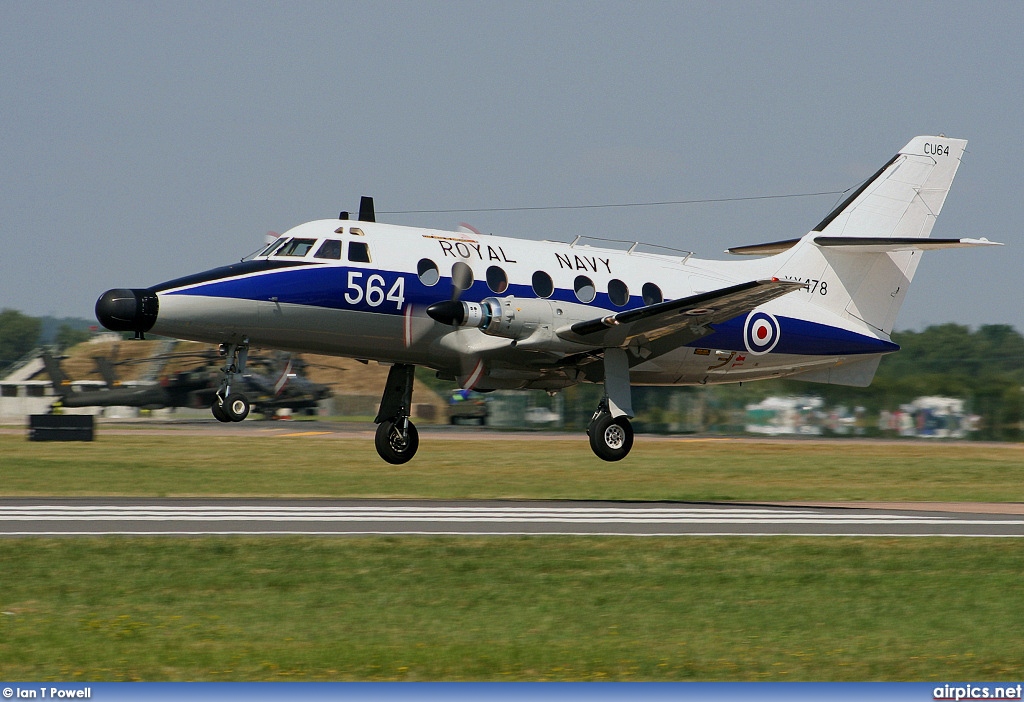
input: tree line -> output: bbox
[0,309,93,371]
[700,323,1024,441]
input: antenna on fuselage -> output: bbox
[358,196,375,223]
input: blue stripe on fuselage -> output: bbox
[160,264,898,356]
[699,316,899,355]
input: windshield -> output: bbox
[273,238,317,257]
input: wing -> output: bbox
[559,278,804,349]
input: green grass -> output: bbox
[2,537,1023,681]
[3,433,1024,680]
[2,434,1023,502]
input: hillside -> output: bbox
[30,337,447,421]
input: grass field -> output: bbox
[2,431,1024,681]
[2,433,1024,502]
[2,537,1024,681]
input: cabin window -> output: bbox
[314,240,342,260]
[642,282,663,306]
[486,266,508,294]
[1,385,18,397]
[348,241,371,263]
[608,279,629,306]
[418,259,440,286]
[451,261,474,293]
[532,271,553,299]
[574,275,596,303]
[276,238,317,257]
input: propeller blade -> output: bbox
[450,261,473,301]
[424,261,476,327]
[403,304,436,349]
[459,356,485,390]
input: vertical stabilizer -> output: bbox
[41,352,73,398]
[775,136,967,334]
[812,136,966,240]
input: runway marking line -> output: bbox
[274,431,334,437]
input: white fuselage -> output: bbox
[148,219,894,391]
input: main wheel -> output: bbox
[223,393,250,422]
[211,401,231,423]
[589,414,634,461]
[375,418,419,464]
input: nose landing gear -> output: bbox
[374,363,419,464]
[211,340,250,423]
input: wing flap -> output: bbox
[561,278,804,348]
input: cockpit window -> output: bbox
[348,241,371,263]
[263,238,291,257]
[275,238,317,257]
[256,239,283,257]
[314,240,342,260]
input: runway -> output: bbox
[2,499,1024,537]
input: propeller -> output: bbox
[425,261,476,326]
[406,260,476,348]
[424,261,490,389]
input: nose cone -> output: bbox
[95,288,159,337]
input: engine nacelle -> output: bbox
[427,296,595,344]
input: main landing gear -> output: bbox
[586,347,635,462]
[211,341,251,423]
[369,351,635,464]
[587,400,634,462]
[374,363,419,464]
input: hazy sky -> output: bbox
[3,1,1022,333]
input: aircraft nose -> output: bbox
[95,288,159,338]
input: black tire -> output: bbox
[211,401,231,423]
[588,414,634,462]
[375,418,419,464]
[223,393,250,422]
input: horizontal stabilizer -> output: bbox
[813,236,1003,252]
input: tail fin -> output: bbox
[774,135,973,335]
[41,352,73,398]
[94,357,119,388]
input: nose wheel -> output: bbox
[375,417,419,464]
[210,340,250,423]
[374,363,419,463]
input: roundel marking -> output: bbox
[743,311,781,355]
